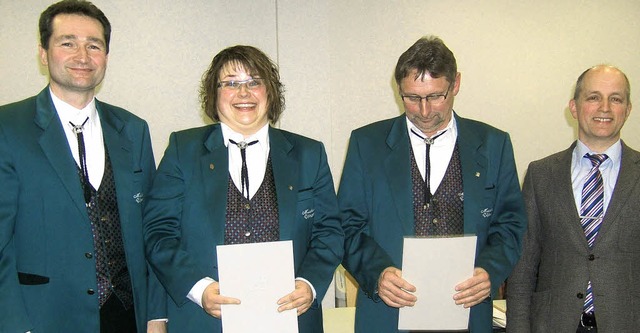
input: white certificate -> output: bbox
[398,236,477,331]
[217,240,298,333]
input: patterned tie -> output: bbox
[69,117,91,204]
[229,139,258,200]
[580,153,608,314]
[411,129,447,208]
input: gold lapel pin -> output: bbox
[475,172,480,177]
[210,163,215,170]
[288,185,293,191]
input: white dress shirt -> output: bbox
[571,140,621,216]
[406,116,458,194]
[51,89,105,189]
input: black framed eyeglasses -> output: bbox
[401,83,452,105]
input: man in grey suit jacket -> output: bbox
[0,1,165,332]
[507,65,637,332]
[338,36,526,332]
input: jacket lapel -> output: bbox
[383,116,414,236]
[553,144,591,249]
[269,127,298,241]
[35,88,88,220]
[201,125,229,246]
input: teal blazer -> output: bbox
[0,88,166,332]
[143,124,344,333]
[338,114,526,333]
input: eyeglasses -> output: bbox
[401,83,451,106]
[217,78,264,90]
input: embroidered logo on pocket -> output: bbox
[302,209,315,219]
[133,192,144,203]
[480,208,493,218]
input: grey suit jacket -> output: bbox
[507,141,640,332]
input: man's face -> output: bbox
[399,69,460,137]
[39,14,108,99]
[570,66,632,151]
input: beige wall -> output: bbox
[2,0,640,307]
[2,0,639,182]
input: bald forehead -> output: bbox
[583,66,630,98]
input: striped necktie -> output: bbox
[580,153,608,314]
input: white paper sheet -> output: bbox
[398,236,477,331]
[217,240,298,333]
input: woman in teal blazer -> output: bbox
[143,45,343,333]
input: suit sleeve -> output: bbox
[295,142,344,304]
[505,164,540,333]
[473,133,527,298]
[0,124,32,332]
[338,132,395,299]
[143,132,207,306]
[138,122,168,321]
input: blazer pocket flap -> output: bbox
[18,272,50,285]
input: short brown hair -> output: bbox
[200,45,285,123]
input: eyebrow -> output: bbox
[55,34,105,46]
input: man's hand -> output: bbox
[377,266,417,308]
[202,281,241,318]
[277,280,313,316]
[453,267,491,308]
[146,320,167,333]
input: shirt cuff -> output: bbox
[188,277,216,308]
[295,277,316,300]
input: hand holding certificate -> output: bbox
[398,236,477,331]
[217,240,299,333]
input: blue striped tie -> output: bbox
[580,153,608,314]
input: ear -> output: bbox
[452,72,461,96]
[38,45,48,66]
[625,101,632,120]
[569,99,578,120]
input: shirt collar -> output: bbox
[405,115,457,144]
[49,88,98,128]
[221,122,270,149]
[574,139,622,166]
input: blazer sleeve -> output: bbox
[505,164,541,333]
[338,131,395,299]
[143,132,209,306]
[137,122,168,321]
[473,132,527,297]
[294,141,344,304]
[0,124,32,332]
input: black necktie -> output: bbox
[229,139,259,200]
[411,129,447,208]
[70,117,91,204]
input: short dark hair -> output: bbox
[39,0,111,54]
[394,36,457,87]
[573,65,631,101]
[200,45,285,123]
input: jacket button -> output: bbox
[87,289,95,295]
[85,252,93,259]
[588,254,595,261]
[577,293,584,299]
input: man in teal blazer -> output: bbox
[143,45,343,333]
[0,1,165,332]
[338,36,526,332]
